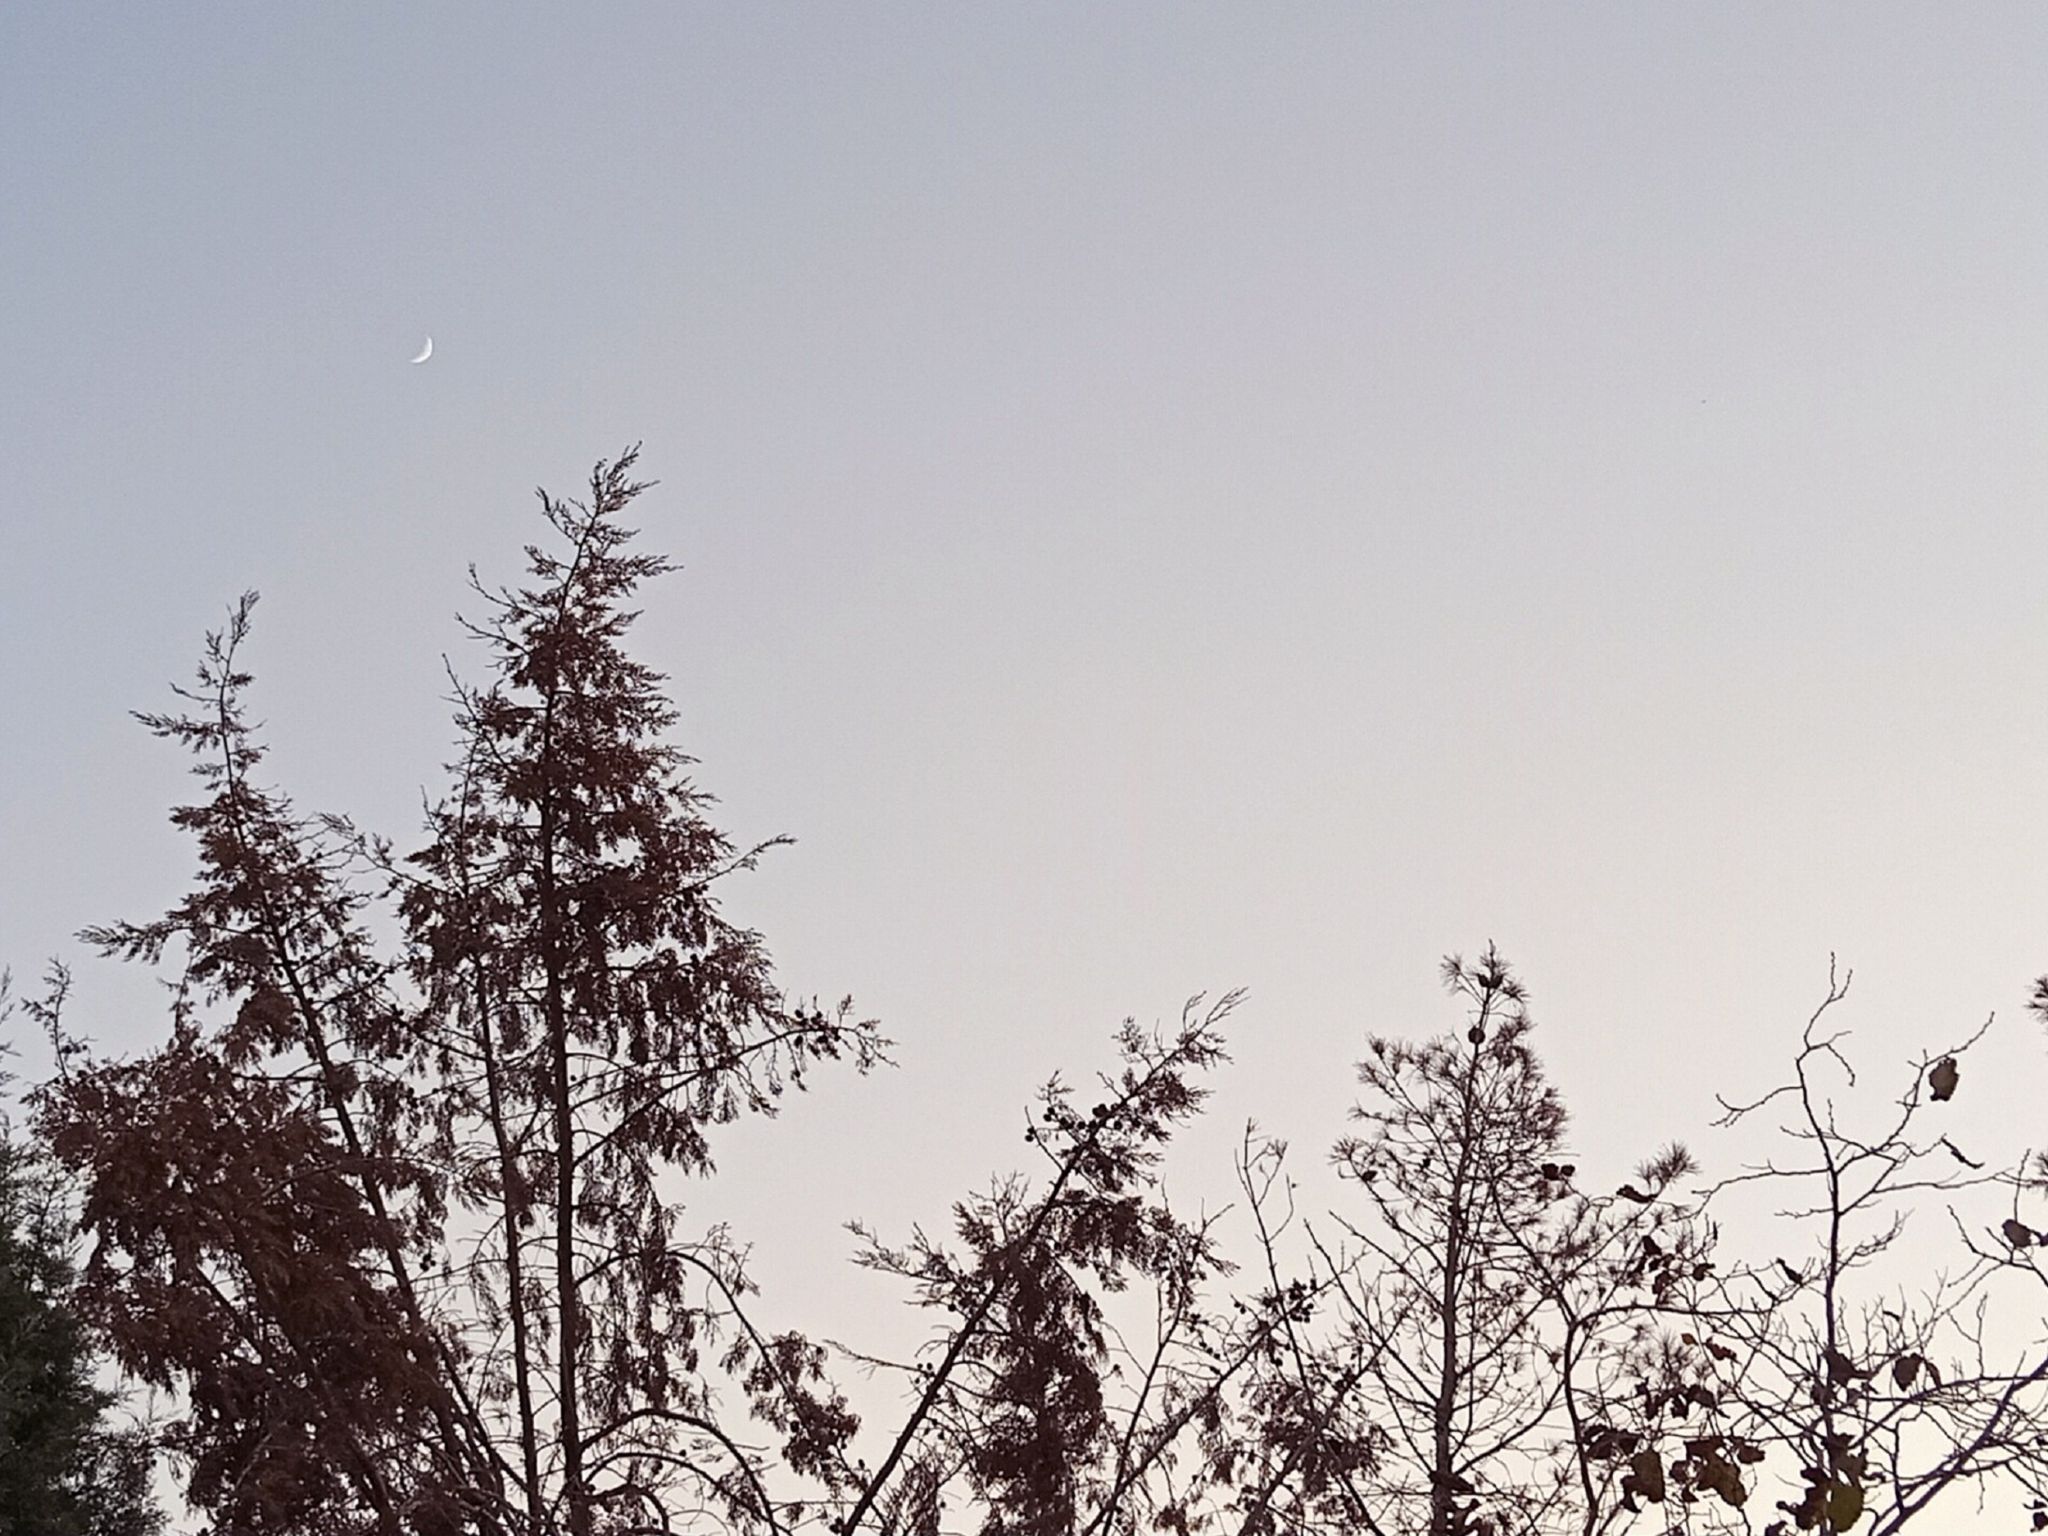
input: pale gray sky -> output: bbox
[6,6,2048,1523]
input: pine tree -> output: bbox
[1302,946,1703,1536]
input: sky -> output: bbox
[6,4,2048,1523]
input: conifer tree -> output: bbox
[38,450,881,1535]
[392,447,884,1533]
[0,980,162,1536]
[1249,946,1706,1536]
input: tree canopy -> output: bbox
[17,449,2048,1536]
[0,982,162,1536]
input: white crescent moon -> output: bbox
[411,337,433,364]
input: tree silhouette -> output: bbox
[35,588,506,1534]
[0,975,162,1536]
[395,449,884,1534]
[1676,960,2048,1535]
[838,994,1253,1536]
[37,451,882,1535]
[1228,946,1709,1536]
[29,447,2048,1536]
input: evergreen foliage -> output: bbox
[22,450,2048,1536]
[0,996,161,1536]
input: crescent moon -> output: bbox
[411,337,433,364]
